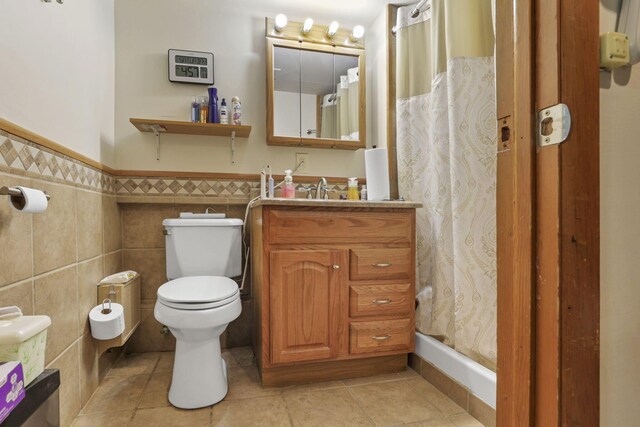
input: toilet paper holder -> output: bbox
[0,186,51,201]
[101,298,113,315]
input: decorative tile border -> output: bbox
[0,130,116,194]
[0,128,349,200]
[115,177,257,198]
[114,176,347,198]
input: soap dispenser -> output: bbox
[283,170,296,198]
[347,177,359,200]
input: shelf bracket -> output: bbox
[149,125,165,160]
[230,131,236,164]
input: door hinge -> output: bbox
[538,103,571,147]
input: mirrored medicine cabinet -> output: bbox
[266,27,366,150]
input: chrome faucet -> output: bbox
[315,177,328,199]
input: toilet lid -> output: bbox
[157,276,239,304]
[157,291,239,310]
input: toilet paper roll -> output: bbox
[365,148,391,201]
[89,302,125,340]
[10,186,48,213]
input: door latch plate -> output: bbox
[538,103,571,147]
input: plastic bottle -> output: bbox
[347,177,359,200]
[190,96,200,123]
[207,87,219,123]
[283,169,295,198]
[231,96,242,125]
[220,98,228,124]
[199,96,209,123]
[361,184,368,201]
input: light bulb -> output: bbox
[351,25,365,41]
[274,14,288,32]
[327,21,339,38]
[302,18,313,34]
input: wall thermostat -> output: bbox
[168,49,214,85]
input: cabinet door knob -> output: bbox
[332,264,340,270]
[372,262,392,268]
[371,335,391,341]
[372,299,392,305]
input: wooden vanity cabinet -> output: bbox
[269,249,344,364]
[251,204,417,386]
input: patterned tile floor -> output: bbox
[71,347,485,427]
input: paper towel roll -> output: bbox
[89,302,125,340]
[10,186,48,213]
[365,148,391,201]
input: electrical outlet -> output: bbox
[295,153,310,175]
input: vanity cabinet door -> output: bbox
[269,249,344,364]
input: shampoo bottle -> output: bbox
[199,96,209,123]
[283,169,295,198]
[190,96,200,123]
[220,98,228,124]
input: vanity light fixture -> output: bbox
[327,21,340,38]
[274,14,288,32]
[351,25,365,41]
[302,18,314,34]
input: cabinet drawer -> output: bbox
[267,209,413,245]
[349,319,412,354]
[349,284,412,317]
[349,248,411,281]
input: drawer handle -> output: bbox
[333,264,340,270]
[371,335,392,341]
[372,299,392,305]
[372,263,392,268]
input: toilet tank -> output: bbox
[163,218,243,280]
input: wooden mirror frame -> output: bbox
[266,37,366,150]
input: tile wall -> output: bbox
[0,127,362,425]
[408,353,496,427]
[0,131,122,426]
[0,129,260,424]
[121,202,252,353]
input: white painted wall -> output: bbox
[114,0,376,177]
[600,2,640,425]
[0,0,115,166]
[367,7,389,148]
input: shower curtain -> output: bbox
[320,94,337,139]
[328,67,359,140]
[396,0,498,370]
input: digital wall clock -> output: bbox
[168,49,214,85]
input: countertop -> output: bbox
[252,198,422,209]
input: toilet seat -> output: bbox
[157,276,240,311]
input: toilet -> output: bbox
[154,217,243,409]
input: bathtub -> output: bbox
[414,332,496,409]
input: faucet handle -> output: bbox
[321,187,336,200]
[300,186,317,199]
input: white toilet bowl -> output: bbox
[154,276,241,409]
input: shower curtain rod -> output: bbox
[411,0,430,18]
[391,0,431,36]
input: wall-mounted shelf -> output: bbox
[129,118,252,164]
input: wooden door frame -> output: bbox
[496,0,600,425]
[385,0,599,423]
